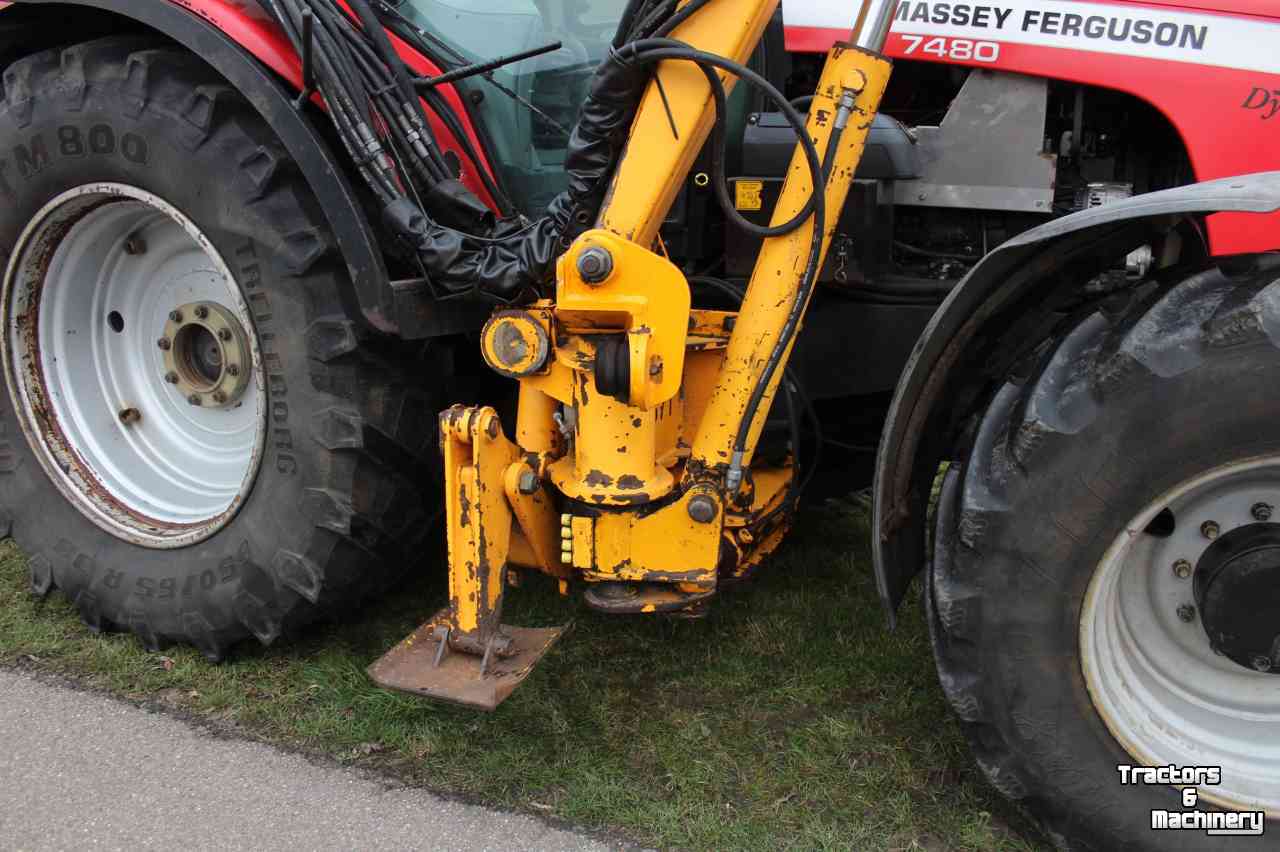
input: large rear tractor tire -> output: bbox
[931,261,1280,849]
[0,38,438,658]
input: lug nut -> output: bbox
[164,372,179,384]
[117,407,140,425]
[194,305,209,320]
[1251,655,1272,673]
[517,470,539,495]
[687,494,718,524]
[226,364,240,377]
[1177,604,1197,623]
[187,394,202,406]
[211,390,227,404]
[1172,559,1192,579]
[576,246,613,284]
[156,337,171,350]
[1201,520,1220,540]
[1253,502,1274,522]
[169,310,182,323]
[218,327,232,341]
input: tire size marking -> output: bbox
[0,126,149,198]
[136,560,239,601]
[55,124,148,164]
[235,240,296,475]
[900,35,1000,62]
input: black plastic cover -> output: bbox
[743,112,919,180]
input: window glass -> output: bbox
[400,0,632,214]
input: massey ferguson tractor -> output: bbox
[0,0,1277,846]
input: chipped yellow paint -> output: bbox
[687,45,893,480]
[570,516,594,572]
[516,380,560,457]
[575,488,720,585]
[479,307,553,378]
[555,231,691,411]
[440,406,519,639]
[547,370,677,506]
[504,461,569,578]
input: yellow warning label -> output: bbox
[734,180,763,212]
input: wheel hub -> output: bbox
[159,301,251,408]
[1195,523,1280,673]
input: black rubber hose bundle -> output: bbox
[393,47,654,302]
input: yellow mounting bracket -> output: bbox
[368,405,566,710]
[555,230,690,411]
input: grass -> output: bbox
[0,496,1044,851]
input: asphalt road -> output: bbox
[0,668,614,852]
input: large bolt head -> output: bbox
[1177,603,1197,623]
[156,337,171,351]
[194,305,209,320]
[168,310,182,323]
[1172,559,1193,579]
[1253,502,1274,522]
[1251,654,1273,673]
[576,246,613,284]
[687,494,718,524]
[187,394,202,406]
[1201,520,1221,540]
[164,372,179,384]
[517,470,540,495]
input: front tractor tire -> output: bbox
[931,261,1280,849]
[0,38,436,658]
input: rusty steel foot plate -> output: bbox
[367,610,566,711]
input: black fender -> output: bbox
[872,172,1280,626]
[3,0,397,333]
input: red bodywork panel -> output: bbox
[166,0,499,210]
[786,0,1280,255]
[9,0,1272,253]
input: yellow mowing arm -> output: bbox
[683,12,895,493]
[370,0,898,709]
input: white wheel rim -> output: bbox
[1082,456,1280,815]
[2,184,265,548]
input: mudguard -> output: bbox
[3,0,396,330]
[873,171,1280,626]
[2,0,497,336]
